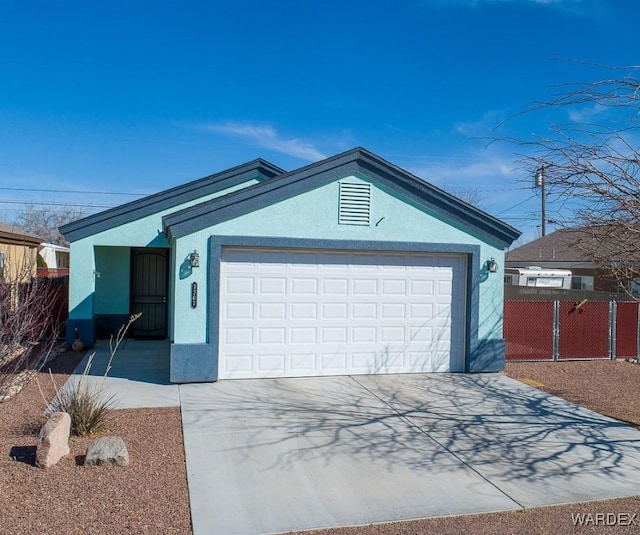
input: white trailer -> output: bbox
[504,266,572,290]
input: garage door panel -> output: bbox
[223,355,252,374]
[322,302,348,319]
[352,326,376,342]
[322,353,347,370]
[323,278,348,294]
[226,276,254,294]
[291,278,318,294]
[225,328,253,345]
[225,302,254,320]
[291,353,316,371]
[291,302,317,319]
[382,279,406,295]
[411,280,434,295]
[290,327,316,343]
[219,248,466,379]
[353,303,377,319]
[352,352,376,369]
[353,279,377,294]
[381,303,406,319]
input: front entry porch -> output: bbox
[65,339,179,408]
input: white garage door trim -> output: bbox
[218,247,466,379]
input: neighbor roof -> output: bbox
[163,147,521,247]
[60,159,285,242]
[507,228,598,264]
[0,222,42,246]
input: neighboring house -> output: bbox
[38,243,70,278]
[60,148,520,383]
[0,222,41,282]
[506,228,619,292]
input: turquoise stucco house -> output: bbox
[61,148,520,383]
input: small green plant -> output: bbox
[36,253,47,268]
[40,313,141,437]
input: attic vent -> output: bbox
[339,182,371,226]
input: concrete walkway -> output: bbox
[66,339,180,408]
[66,347,640,534]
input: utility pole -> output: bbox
[535,166,546,236]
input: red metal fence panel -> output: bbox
[558,301,610,360]
[504,301,554,361]
[615,302,639,359]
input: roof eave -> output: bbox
[164,147,521,248]
[60,158,285,243]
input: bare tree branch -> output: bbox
[0,251,63,400]
[499,65,640,297]
[16,204,86,246]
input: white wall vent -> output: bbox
[339,182,371,226]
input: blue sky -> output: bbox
[0,0,637,244]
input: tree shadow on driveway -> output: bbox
[180,372,640,517]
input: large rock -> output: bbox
[85,436,129,466]
[36,412,71,468]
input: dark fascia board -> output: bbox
[59,159,285,243]
[163,147,522,247]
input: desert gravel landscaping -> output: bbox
[0,351,191,535]
[1,354,639,535]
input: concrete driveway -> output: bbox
[180,373,640,535]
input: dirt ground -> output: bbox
[1,355,639,534]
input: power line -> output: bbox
[445,186,531,193]
[0,186,149,196]
[0,199,115,208]
[474,186,531,193]
[496,194,538,215]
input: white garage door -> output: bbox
[218,247,466,379]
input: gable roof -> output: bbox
[163,147,521,247]
[507,228,596,264]
[60,159,285,242]
[0,222,42,246]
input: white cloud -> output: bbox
[408,156,516,185]
[453,109,506,136]
[442,0,581,5]
[567,103,608,123]
[433,0,597,15]
[199,122,327,162]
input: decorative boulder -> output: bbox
[85,436,129,466]
[36,412,71,468]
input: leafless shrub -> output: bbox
[0,251,63,400]
[43,313,141,436]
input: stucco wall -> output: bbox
[94,246,130,314]
[67,180,259,344]
[173,176,505,345]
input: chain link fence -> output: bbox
[505,300,639,362]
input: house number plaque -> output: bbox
[191,282,198,308]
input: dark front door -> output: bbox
[130,248,169,339]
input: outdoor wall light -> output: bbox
[189,250,200,268]
[486,258,498,273]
